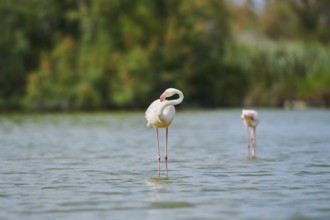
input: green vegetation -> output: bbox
[1,0,330,111]
[224,42,330,107]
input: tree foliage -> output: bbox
[257,0,330,43]
[22,0,231,110]
[1,0,330,111]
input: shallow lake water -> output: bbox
[0,109,330,220]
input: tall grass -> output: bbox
[224,41,330,107]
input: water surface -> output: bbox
[0,109,330,220]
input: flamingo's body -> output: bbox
[146,100,175,128]
[241,109,259,158]
[145,88,184,177]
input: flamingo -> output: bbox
[241,109,260,158]
[145,88,184,177]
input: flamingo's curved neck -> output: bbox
[158,90,184,117]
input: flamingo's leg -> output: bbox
[246,127,251,158]
[156,128,161,177]
[251,127,256,158]
[165,127,169,177]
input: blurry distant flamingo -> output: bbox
[241,109,260,158]
[145,88,184,177]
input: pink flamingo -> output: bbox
[145,88,184,177]
[241,109,260,158]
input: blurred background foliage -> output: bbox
[1,0,330,111]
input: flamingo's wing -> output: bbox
[242,109,259,127]
[145,100,161,128]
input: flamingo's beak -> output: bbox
[160,93,166,102]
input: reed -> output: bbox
[224,41,330,107]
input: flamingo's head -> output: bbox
[160,88,177,102]
[160,93,166,102]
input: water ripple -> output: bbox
[1,110,330,220]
